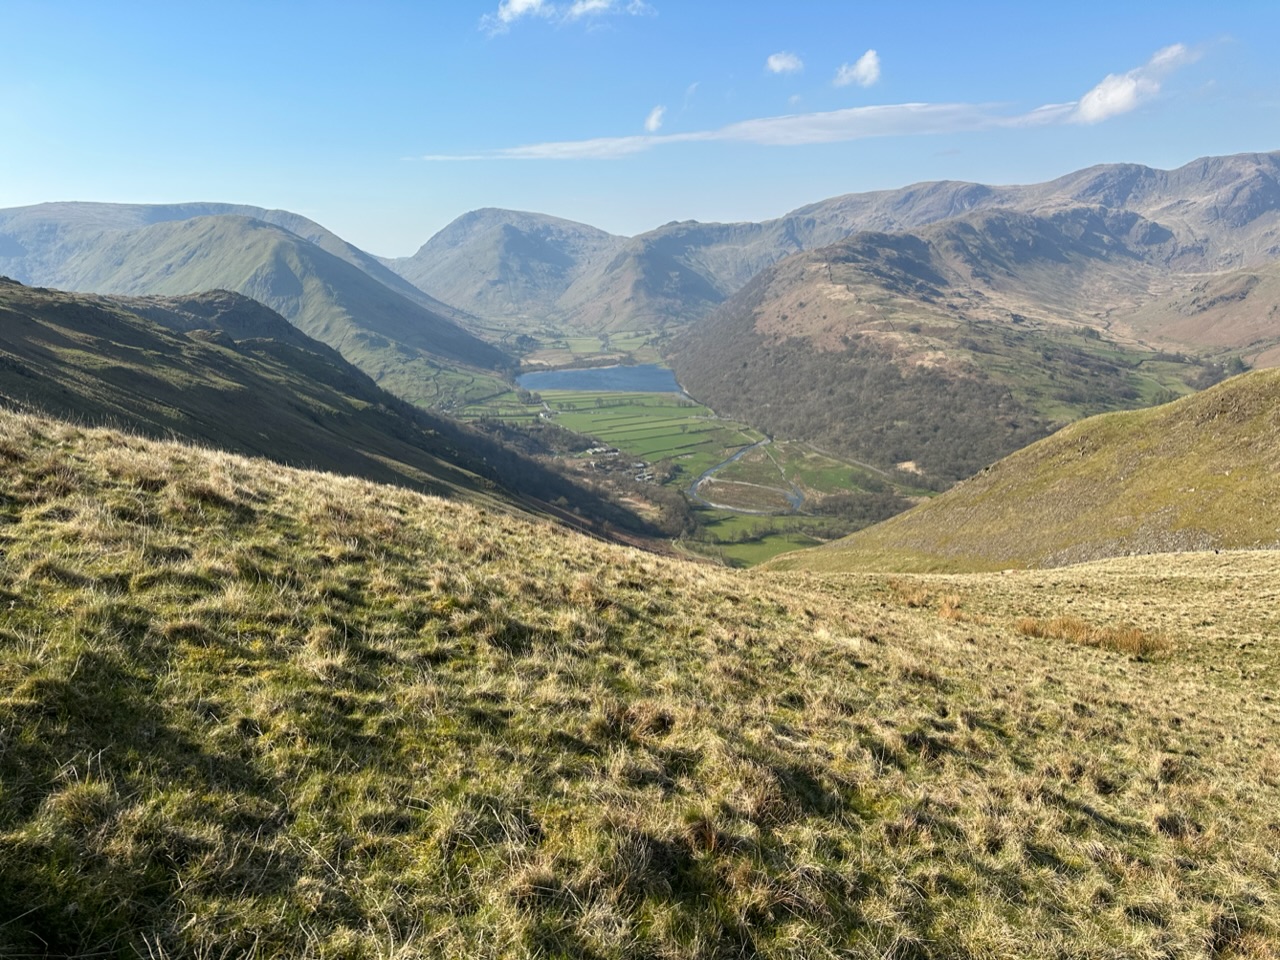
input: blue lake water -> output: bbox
[516,364,684,394]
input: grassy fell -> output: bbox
[771,368,1280,574]
[0,408,1278,957]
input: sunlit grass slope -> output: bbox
[0,278,645,531]
[1,409,1278,958]
[770,368,1280,574]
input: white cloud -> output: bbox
[1072,43,1197,123]
[766,52,804,74]
[482,0,653,32]
[566,0,611,18]
[425,44,1200,159]
[481,0,551,32]
[834,49,880,88]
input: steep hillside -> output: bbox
[769,369,1280,573]
[0,279,639,529]
[0,204,505,408]
[387,208,625,328]
[669,208,1223,487]
[392,151,1280,332]
[1,406,1278,957]
[0,200,473,323]
[1117,260,1280,367]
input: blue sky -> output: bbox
[2,1,1277,255]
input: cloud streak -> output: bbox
[424,46,1199,159]
[481,0,652,33]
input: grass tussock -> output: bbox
[1016,614,1172,658]
[0,408,1277,958]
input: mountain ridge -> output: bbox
[667,205,1228,487]
[0,207,510,409]
[386,150,1280,331]
[0,278,643,534]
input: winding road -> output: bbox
[687,439,807,514]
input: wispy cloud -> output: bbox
[834,49,880,88]
[481,0,551,33]
[766,51,804,74]
[1072,43,1198,123]
[645,105,666,132]
[424,46,1200,159]
[481,0,653,34]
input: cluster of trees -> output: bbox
[672,325,1050,488]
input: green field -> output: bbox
[534,391,764,480]
[520,330,664,367]
[455,383,915,566]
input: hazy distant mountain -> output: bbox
[391,151,1280,332]
[668,206,1230,487]
[0,200,473,321]
[386,208,627,328]
[0,204,508,408]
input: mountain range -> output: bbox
[4,151,1279,490]
[4,152,1280,957]
[386,151,1280,333]
[0,203,509,409]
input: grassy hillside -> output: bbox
[0,279,646,533]
[1,407,1279,957]
[0,207,509,409]
[770,369,1280,573]
[387,208,626,327]
[0,200,476,326]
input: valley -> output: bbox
[4,145,1280,958]
[457,380,914,565]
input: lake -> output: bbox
[517,363,684,394]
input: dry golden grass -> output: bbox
[1016,614,1172,658]
[0,408,1277,958]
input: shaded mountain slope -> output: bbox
[1,403,1277,957]
[769,368,1280,573]
[669,207,1224,487]
[0,204,504,408]
[0,279,639,529]
[0,200,472,323]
